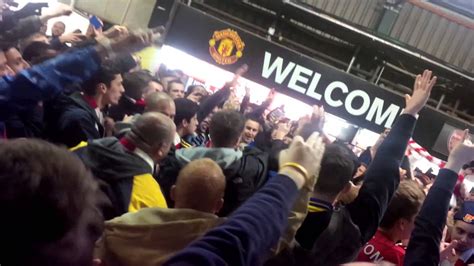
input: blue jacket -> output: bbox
[0,46,102,138]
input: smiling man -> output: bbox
[241,117,260,146]
[52,64,125,147]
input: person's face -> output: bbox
[184,115,199,136]
[5,48,30,74]
[451,221,474,252]
[354,164,367,178]
[52,22,66,37]
[159,102,176,120]
[242,120,260,144]
[168,83,185,99]
[103,74,125,106]
[187,87,206,103]
[0,51,14,77]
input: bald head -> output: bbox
[145,92,176,119]
[126,112,176,162]
[171,158,226,214]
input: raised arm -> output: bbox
[164,133,325,266]
[405,130,474,265]
[0,30,154,109]
[347,70,437,244]
[197,64,248,123]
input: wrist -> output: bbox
[445,160,462,174]
[279,167,305,189]
[401,108,420,118]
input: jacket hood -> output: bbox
[175,147,243,169]
[95,208,225,266]
[79,137,152,180]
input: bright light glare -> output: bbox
[156,45,313,120]
[11,0,90,34]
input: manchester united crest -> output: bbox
[209,29,245,65]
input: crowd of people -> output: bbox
[1,2,473,266]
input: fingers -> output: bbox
[306,132,320,148]
[290,135,305,149]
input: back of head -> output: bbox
[210,110,245,148]
[380,180,426,230]
[145,91,174,114]
[126,112,176,156]
[174,98,199,126]
[173,158,226,213]
[0,139,101,266]
[315,144,355,199]
[123,70,154,100]
[83,64,121,96]
[22,41,58,65]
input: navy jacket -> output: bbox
[404,168,459,265]
[0,46,102,139]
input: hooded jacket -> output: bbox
[158,146,268,216]
[94,208,225,266]
[73,137,167,220]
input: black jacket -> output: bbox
[404,168,459,265]
[49,92,104,148]
[157,145,269,216]
[73,137,167,220]
[270,114,417,266]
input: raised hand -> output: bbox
[109,30,154,54]
[16,2,49,17]
[403,70,437,116]
[267,88,276,102]
[440,241,459,263]
[103,25,129,40]
[311,105,325,131]
[279,132,325,189]
[272,122,291,140]
[229,64,248,88]
[446,129,474,173]
[59,33,85,44]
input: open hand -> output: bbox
[403,70,437,116]
[229,64,248,88]
[103,25,129,40]
[59,33,85,43]
[446,129,474,173]
[279,132,325,189]
[110,30,154,54]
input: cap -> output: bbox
[454,201,474,224]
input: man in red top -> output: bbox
[357,180,426,265]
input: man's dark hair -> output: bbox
[123,70,154,100]
[82,64,121,96]
[0,139,102,266]
[245,114,264,127]
[22,41,57,64]
[380,180,425,229]
[167,79,183,90]
[185,85,205,98]
[174,98,199,127]
[210,110,245,147]
[315,144,355,198]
